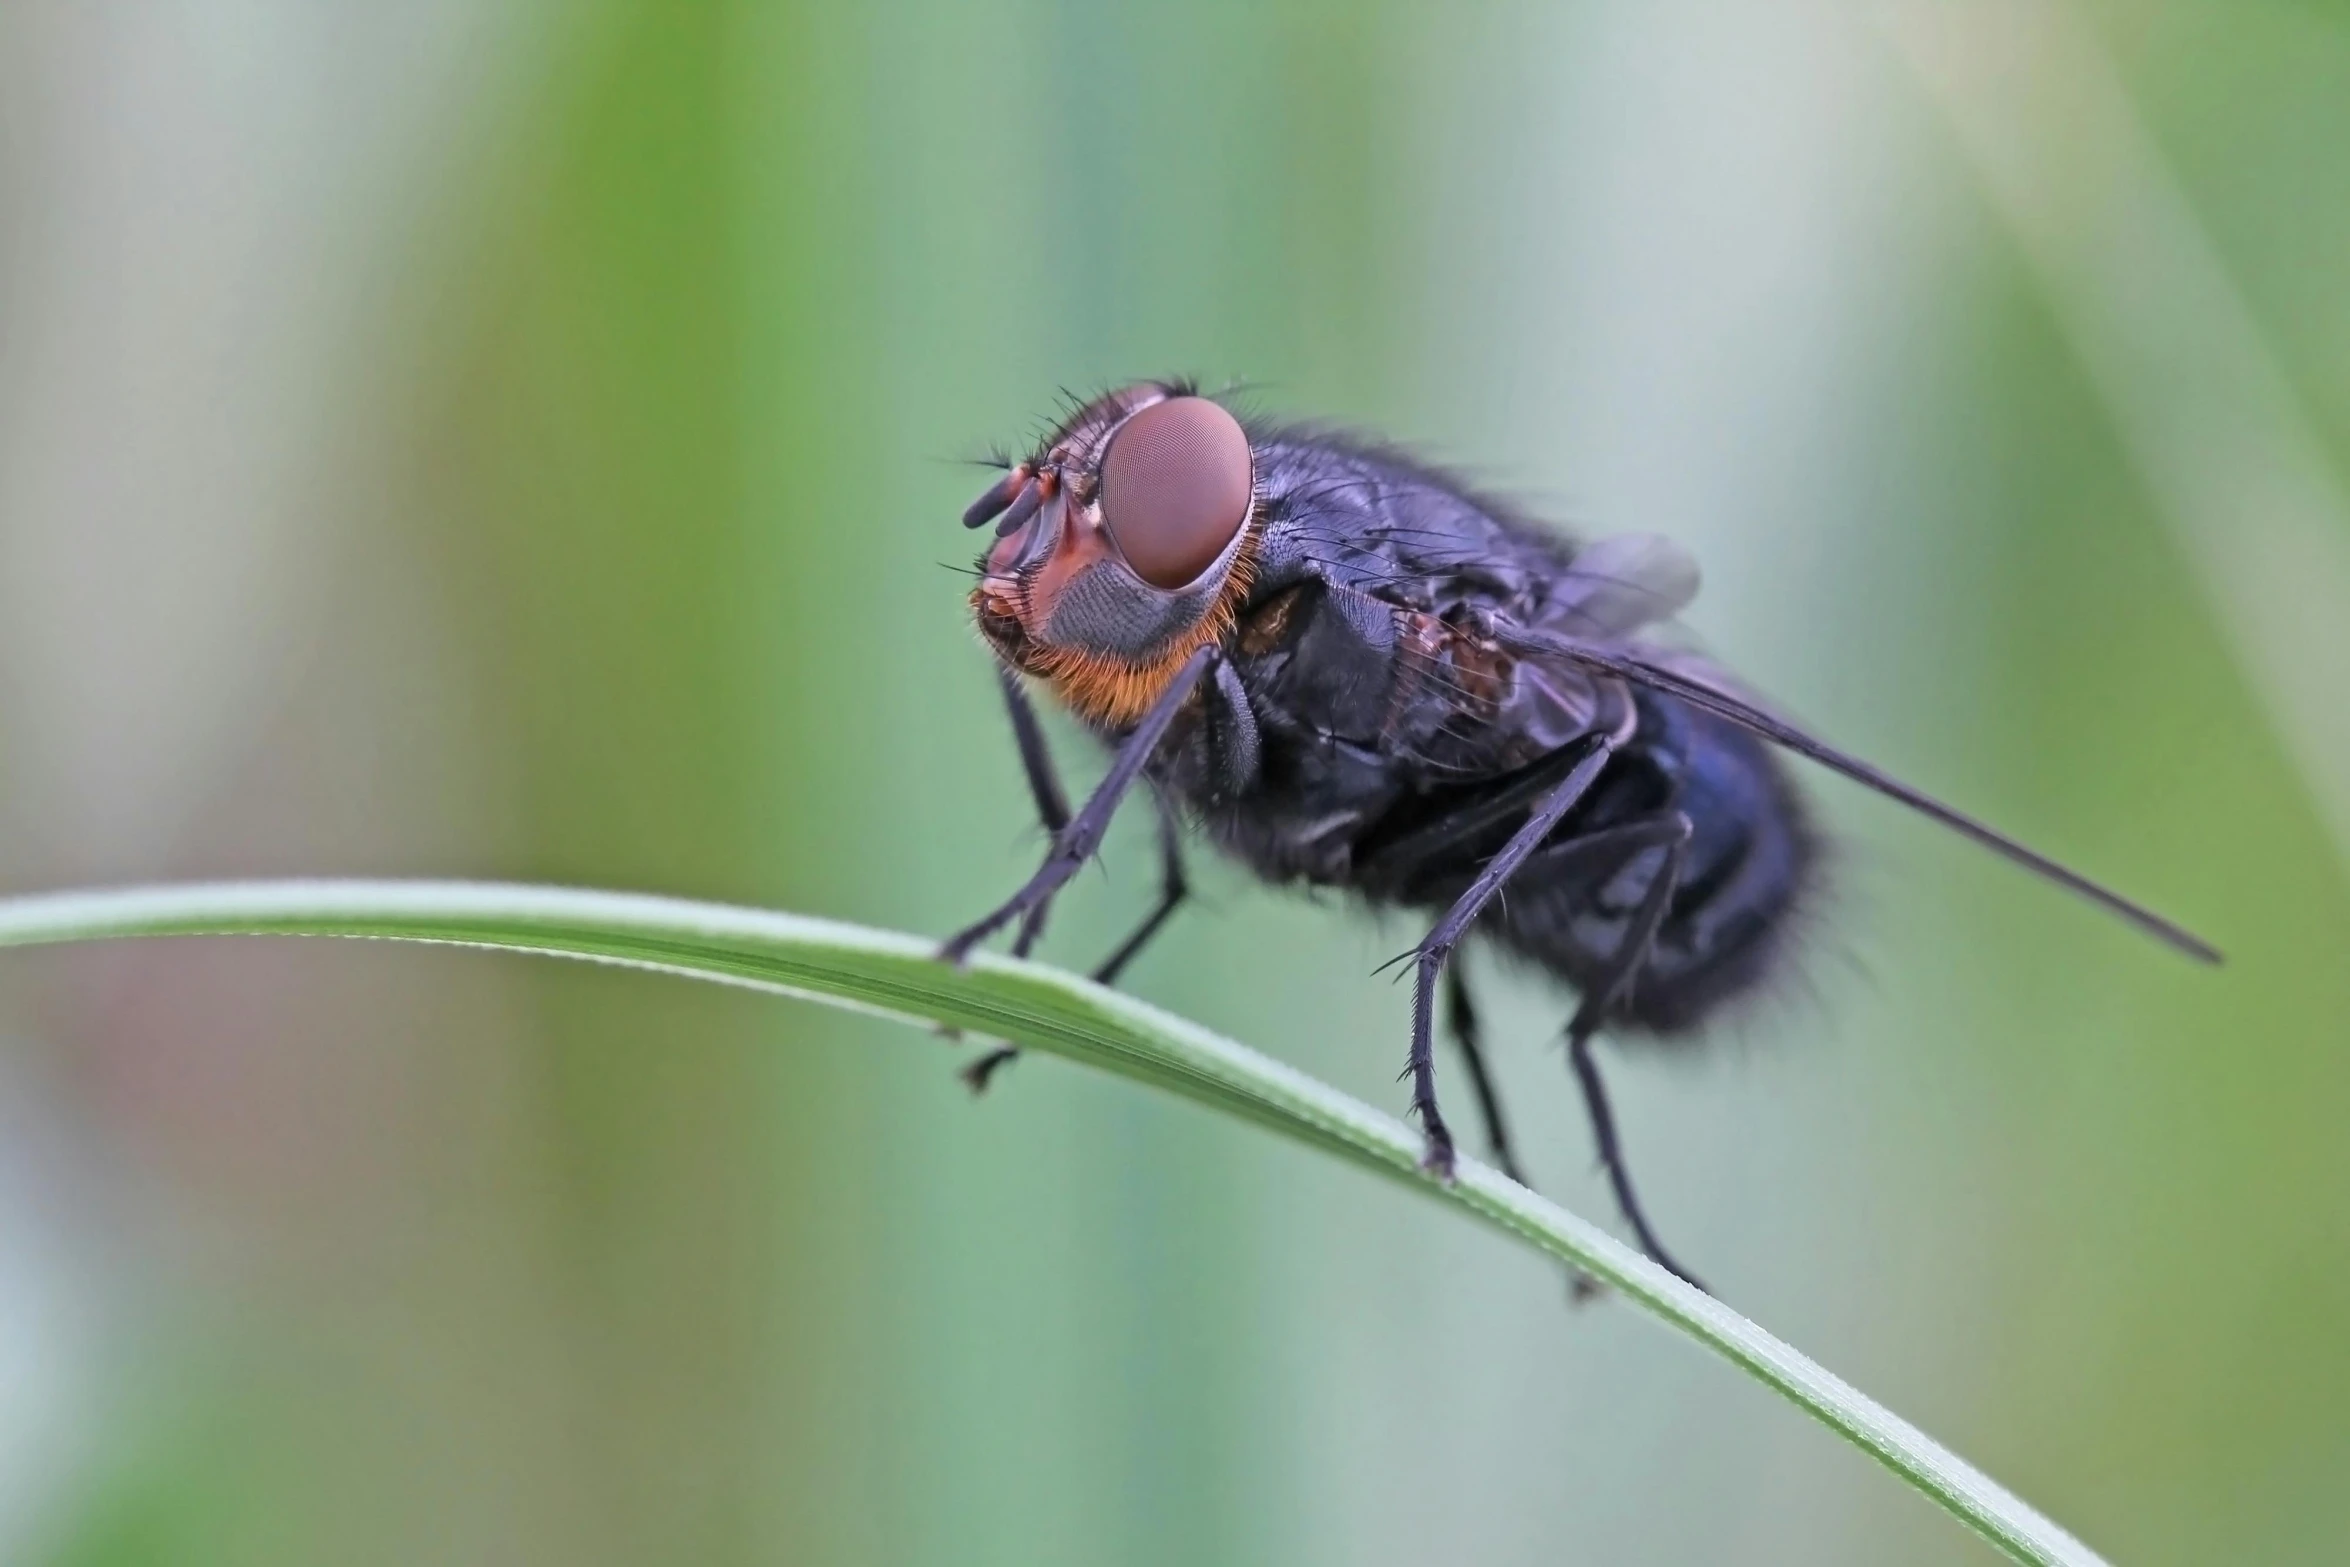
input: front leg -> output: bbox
[941,646,1215,967]
[963,789,1191,1094]
[1091,794,1189,987]
[997,662,1071,833]
[954,668,1073,1090]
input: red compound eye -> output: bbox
[1098,396,1253,589]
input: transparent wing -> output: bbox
[1489,621,2221,964]
[1542,533,1701,639]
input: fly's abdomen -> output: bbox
[1638,702,1820,1030]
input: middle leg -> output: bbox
[1399,733,1615,1177]
[1092,794,1189,989]
[1442,961,1526,1187]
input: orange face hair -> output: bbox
[975,534,1256,726]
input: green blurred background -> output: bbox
[1,2,2346,1562]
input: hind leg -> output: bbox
[1537,812,1702,1288]
[1447,962,1604,1301]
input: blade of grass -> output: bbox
[0,878,2103,1566]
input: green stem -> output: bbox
[0,878,2102,1566]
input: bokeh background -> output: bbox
[2,2,2346,1562]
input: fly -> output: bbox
[939,379,2219,1292]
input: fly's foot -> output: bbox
[961,1046,1020,1094]
[939,842,1083,967]
[1417,1121,1458,1182]
[935,919,996,970]
[937,891,1035,968]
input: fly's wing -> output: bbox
[1487,620,2222,964]
[1540,533,1701,639]
[1330,532,1700,779]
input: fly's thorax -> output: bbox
[965,382,1259,726]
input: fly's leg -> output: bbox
[999,662,1073,835]
[1092,795,1188,987]
[1397,734,1614,1177]
[1353,736,1603,896]
[960,1046,1024,1092]
[1546,811,1702,1289]
[964,793,1189,1094]
[954,667,1074,1090]
[1446,955,1605,1303]
[1441,963,1525,1185]
[941,645,1213,965]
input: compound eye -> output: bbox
[1098,396,1253,589]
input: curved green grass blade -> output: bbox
[0,878,2102,1566]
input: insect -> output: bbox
[940,378,2219,1290]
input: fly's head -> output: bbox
[962,380,1259,726]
